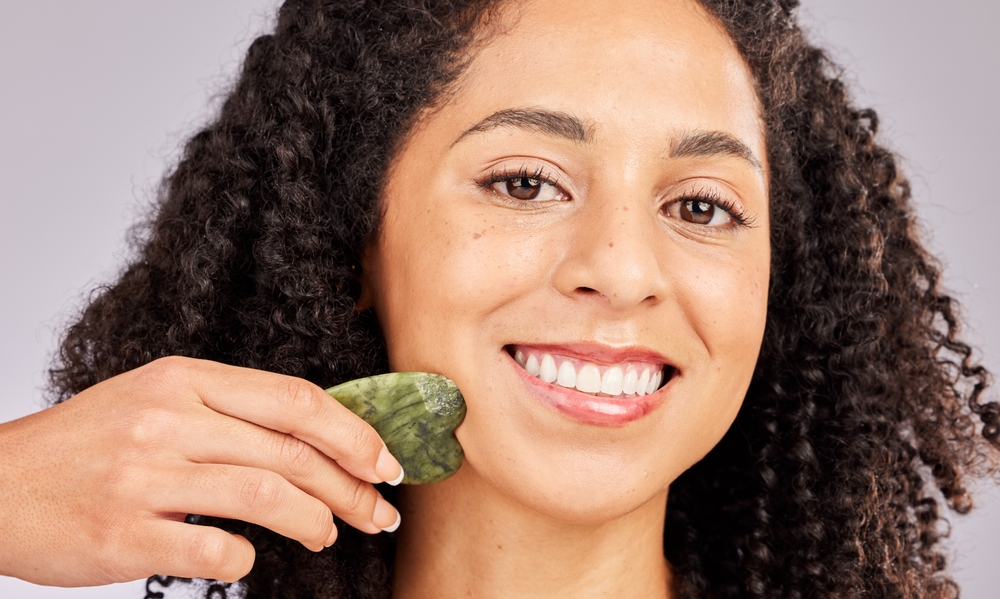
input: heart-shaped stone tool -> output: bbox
[325,372,466,485]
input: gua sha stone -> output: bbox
[325,372,466,485]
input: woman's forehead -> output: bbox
[429,0,765,163]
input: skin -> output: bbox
[362,0,771,597]
[0,358,403,586]
[0,0,768,593]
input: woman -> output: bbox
[0,0,996,597]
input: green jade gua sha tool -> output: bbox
[325,372,466,485]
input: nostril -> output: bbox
[577,287,599,295]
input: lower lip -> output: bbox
[509,354,669,426]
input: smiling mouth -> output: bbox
[506,344,674,400]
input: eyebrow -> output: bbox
[453,108,591,145]
[670,130,763,173]
[453,108,763,174]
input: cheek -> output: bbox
[372,199,549,368]
[649,247,768,471]
[670,244,768,408]
[676,245,768,361]
[417,225,528,315]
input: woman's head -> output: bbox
[51,0,997,597]
[363,0,770,523]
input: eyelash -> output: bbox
[477,166,753,229]
[478,166,561,191]
[669,187,755,229]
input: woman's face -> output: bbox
[363,0,769,521]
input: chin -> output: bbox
[454,423,679,526]
[533,472,670,526]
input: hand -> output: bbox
[0,356,403,586]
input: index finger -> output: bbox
[174,358,403,485]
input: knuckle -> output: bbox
[283,378,324,420]
[277,435,315,478]
[90,509,132,560]
[238,471,285,517]
[306,504,335,546]
[129,356,200,411]
[125,406,181,446]
[141,355,193,388]
[347,422,380,462]
[341,477,375,517]
[189,529,231,576]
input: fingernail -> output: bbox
[386,468,404,486]
[373,497,401,532]
[376,447,404,486]
[382,511,401,533]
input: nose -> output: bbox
[551,193,669,310]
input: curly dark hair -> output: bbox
[49,0,999,597]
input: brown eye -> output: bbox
[489,172,568,202]
[680,199,716,224]
[669,197,735,227]
[506,177,542,200]
[662,192,743,228]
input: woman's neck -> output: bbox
[391,467,672,599]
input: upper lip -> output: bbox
[506,342,675,369]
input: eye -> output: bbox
[662,189,751,229]
[481,167,569,202]
[678,199,732,226]
[500,177,545,200]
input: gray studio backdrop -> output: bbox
[1,1,997,597]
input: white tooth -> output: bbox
[556,360,577,388]
[646,369,660,394]
[540,354,558,383]
[515,350,526,367]
[525,354,540,377]
[576,364,602,393]
[622,368,639,395]
[636,369,650,396]
[600,366,624,396]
